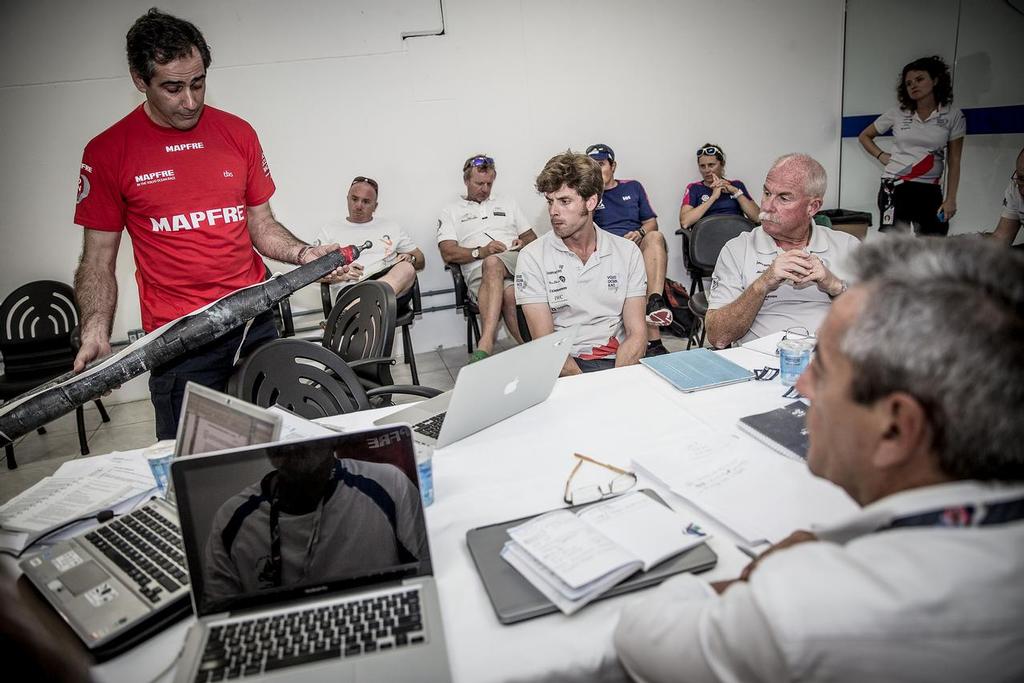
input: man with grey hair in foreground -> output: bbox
[705,153,860,347]
[615,236,1024,682]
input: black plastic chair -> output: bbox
[686,291,709,349]
[229,338,439,420]
[675,215,755,294]
[264,267,295,338]
[322,281,399,390]
[446,263,481,352]
[322,276,422,385]
[0,280,110,468]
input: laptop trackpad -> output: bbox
[59,561,109,595]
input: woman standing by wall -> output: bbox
[858,56,965,235]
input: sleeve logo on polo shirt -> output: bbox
[515,273,527,290]
[607,274,619,290]
[75,163,91,204]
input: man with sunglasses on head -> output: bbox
[318,176,425,302]
[705,153,859,348]
[586,144,671,357]
[437,154,538,362]
[990,146,1024,247]
[71,9,347,440]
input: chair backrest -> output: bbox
[447,263,471,311]
[263,266,294,337]
[689,215,755,272]
[0,280,79,378]
[229,338,371,418]
[322,280,397,363]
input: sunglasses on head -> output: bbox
[696,146,722,158]
[351,176,378,192]
[464,156,495,171]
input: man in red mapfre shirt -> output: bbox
[73,9,346,439]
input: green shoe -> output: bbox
[468,349,490,364]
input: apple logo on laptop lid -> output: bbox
[503,377,519,395]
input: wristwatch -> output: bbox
[732,189,744,199]
[471,248,480,259]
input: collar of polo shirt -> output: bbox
[754,219,829,256]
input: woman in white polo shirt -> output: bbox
[858,55,965,236]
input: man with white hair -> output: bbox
[616,236,1024,682]
[705,153,860,347]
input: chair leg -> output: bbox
[94,398,111,423]
[403,327,419,385]
[4,444,16,470]
[76,405,90,456]
[466,317,475,353]
[698,321,707,348]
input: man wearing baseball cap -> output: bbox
[586,143,670,356]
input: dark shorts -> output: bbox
[575,357,617,373]
[148,311,279,440]
[877,180,948,236]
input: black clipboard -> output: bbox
[465,489,718,624]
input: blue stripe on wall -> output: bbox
[841,104,1024,138]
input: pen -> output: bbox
[483,232,495,241]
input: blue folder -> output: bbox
[640,348,754,392]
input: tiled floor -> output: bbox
[0,333,693,505]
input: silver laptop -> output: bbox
[170,427,451,683]
[20,382,282,656]
[375,327,575,448]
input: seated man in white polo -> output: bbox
[991,146,1024,246]
[318,175,425,303]
[437,154,538,362]
[515,151,648,375]
[705,153,859,347]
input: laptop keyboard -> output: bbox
[85,505,188,604]
[194,588,425,681]
[412,412,446,439]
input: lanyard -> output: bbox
[878,496,1024,532]
[263,464,339,587]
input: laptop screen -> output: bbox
[175,382,282,459]
[172,427,430,617]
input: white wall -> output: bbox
[0,0,846,402]
[839,0,1024,239]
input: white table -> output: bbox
[80,348,854,682]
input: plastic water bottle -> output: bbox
[415,443,435,507]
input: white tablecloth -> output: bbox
[82,347,856,683]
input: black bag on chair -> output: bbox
[663,278,695,338]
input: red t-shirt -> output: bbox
[74,105,275,331]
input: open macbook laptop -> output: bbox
[20,382,283,658]
[375,327,575,448]
[170,427,451,683]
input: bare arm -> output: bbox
[991,217,1021,246]
[706,250,814,348]
[614,296,647,368]
[438,238,506,265]
[522,302,581,376]
[940,137,963,219]
[73,229,121,371]
[396,247,426,271]
[679,188,722,229]
[858,125,890,165]
[247,202,348,281]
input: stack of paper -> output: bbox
[500,492,707,615]
[0,450,156,553]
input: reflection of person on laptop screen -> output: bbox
[203,441,426,605]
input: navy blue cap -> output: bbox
[586,143,615,162]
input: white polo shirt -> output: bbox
[318,217,417,299]
[1000,179,1024,222]
[874,104,966,185]
[436,195,533,282]
[708,222,859,343]
[515,226,646,359]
